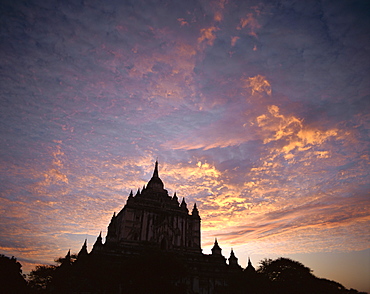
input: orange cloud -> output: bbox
[198,26,220,47]
[231,36,240,47]
[243,74,272,96]
[177,18,188,26]
[211,0,227,22]
[256,105,339,159]
[30,144,70,196]
[158,161,254,234]
[237,12,261,37]
[214,11,223,22]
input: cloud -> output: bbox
[242,74,272,96]
[198,26,220,47]
[237,11,261,37]
[256,104,339,155]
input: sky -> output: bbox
[0,0,369,291]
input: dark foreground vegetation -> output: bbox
[0,253,367,294]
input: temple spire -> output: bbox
[228,248,239,267]
[92,232,103,251]
[245,257,256,273]
[230,248,235,258]
[180,197,188,212]
[192,203,200,218]
[153,160,159,178]
[66,249,71,261]
[77,239,88,259]
[60,249,72,267]
[172,192,179,205]
[147,160,164,190]
[211,238,222,255]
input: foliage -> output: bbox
[255,257,368,294]
[27,265,56,292]
[27,252,76,292]
[257,257,313,282]
[25,254,369,294]
[0,254,28,294]
[54,253,77,265]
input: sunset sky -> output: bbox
[0,0,369,291]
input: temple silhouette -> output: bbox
[57,161,254,293]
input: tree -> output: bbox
[256,257,363,294]
[27,252,77,292]
[0,254,28,294]
[54,253,77,265]
[257,257,313,282]
[27,265,56,292]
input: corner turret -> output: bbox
[172,192,179,205]
[228,249,240,267]
[92,232,103,252]
[128,190,133,199]
[60,249,72,268]
[77,239,88,259]
[191,203,200,218]
[245,257,256,273]
[180,198,188,212]
[211,238,222,256]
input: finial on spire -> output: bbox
[153,160,159,178]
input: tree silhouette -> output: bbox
[0,254,28,294]
[26,255,369,294]
[27,253,77,293]
[258,257,313,280]
[257,257,316,294]
[27,265,56,292]
[256,257,368,294]
[54,253,77,265]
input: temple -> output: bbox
[104,161,201,253]
[58,161,255,294]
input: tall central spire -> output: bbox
[153,160,159,178]
[147,160,164,190]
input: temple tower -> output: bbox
[104,161,201,253]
